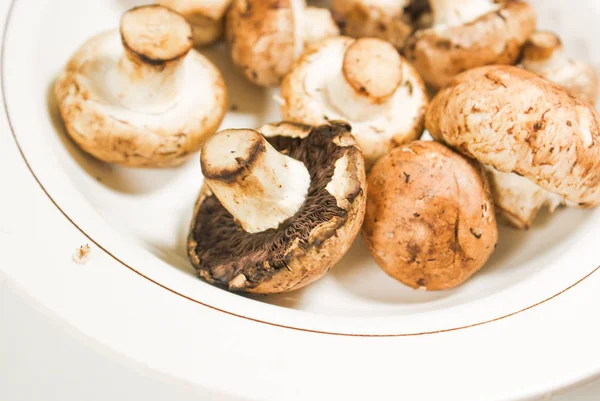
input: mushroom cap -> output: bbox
[331,0,428,49]
[225,0,298,87]
[55,29,227,167]
[281,36,428,166]
[187,122,367,294]
[426,65,600,206]
[159,0,232,46]
[363,141,498,291]
[404,1,536,90]
[522,31,599,105]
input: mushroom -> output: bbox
[427,65,600,229]
[363,141,498,290]
[158,0,232,47]
[280,36,428,167]
[225,0,340,87]
[55,5,227,167]
[404,0,536,90]
[521,31,599,105]
[187,121,367,293]
[331,0,431,49]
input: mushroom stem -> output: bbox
[327,38,403,121]
[114,5,193,114]
[430,0,498,27]
[201,129,311,234]
[486,167,564,229]
[521,32,566,74]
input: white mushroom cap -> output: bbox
[404,0,536,90]
[427,66,600,228]
[281,36,428,166]
[201,129,310,233]
[159,0,232,47]
[54,5,227,167]
[522,31,599,105]
[331,0,423,49]
[225,0,340,87]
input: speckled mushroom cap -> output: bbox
[331,0,431,49]
[427,65,600,208]
[159,0,232,47]
[225,0,339,87]
[54,5,227,167]
[404,0,536,90]
[187,121,367,294]
[281,36,428,167]
[363,141,498,291]
[522,31,599,105]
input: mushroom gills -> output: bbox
[189,124,361,292]
[486,166,566,229]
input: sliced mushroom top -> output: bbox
[404,0,536,90]
[225,0,340,87]
[159,0,233,47]
[281,36,428,167]
[426,65,600,228]
[521,31,599,105]
[188,122,366,294]
[54,5,227,167]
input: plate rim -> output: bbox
[3,0,600,338]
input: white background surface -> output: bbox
[0,280,599,401]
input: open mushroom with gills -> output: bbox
[363,141,498,290]
[187,122,367,293]
[54,5,227,168]
[427,65,600,229]
[280,37,428,167]
[330,0,431,50]
[225,0,340,87]
[521,31,599,105]
[159,0,232,47]
[404,0,536,90]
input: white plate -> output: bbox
[2,0,600,400]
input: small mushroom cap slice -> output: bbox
[363,141,498,290]
[159,0,233,46]
[187,122,367,294]
[54,5,227,167]
[331,0,429,49]
[404,0,536,90]
[281,36,428,166]
[426,65,600,208]
[225,0,339,87]
[522,31,599,105]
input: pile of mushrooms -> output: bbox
[54,1,600,293]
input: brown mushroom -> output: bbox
[158,0,232,47]
[280,36,428,167]
[427,65,600,229]
[187,121,366,294]
[54,5,227,167]
[521,31,599,105]
[331,0,431,49]
[363,141,498,290]
[404,0,536,90]
[225,0,340,87]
